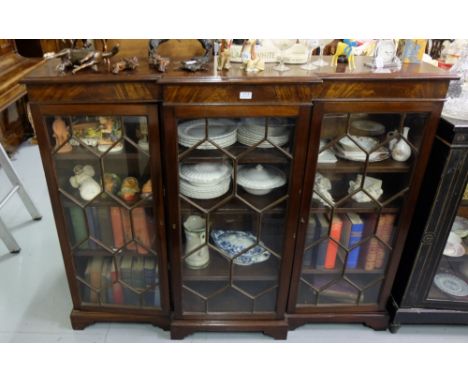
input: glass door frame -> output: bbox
[287,100,444,314]
[31,103,171,315]
[163,104,311,320]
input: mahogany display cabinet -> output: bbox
[22,54,455,339]
[390,116,468,332]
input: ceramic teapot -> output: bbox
[183,215,210,269]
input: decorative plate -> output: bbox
[334,145,390,162]
[349,120,386,136]
[210,230,270,266]
[178,119,237,149]
[179,178,231,200]
[179,162,232,185]
[434,273,468,297]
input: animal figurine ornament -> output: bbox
[217,39,232,70]
[149,53,170,72]
[52,116,73,154]
[240,39,264,72]
[43,44,120,74]
[69,165,102,201]
[332,39,360,70]
[112,56,139,74]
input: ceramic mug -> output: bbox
[183,215,210,269]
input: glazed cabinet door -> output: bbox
[289,101,442,312]
[31,104,169,314]
[164,105,310,318]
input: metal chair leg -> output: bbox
[0,216,21,253]
[0,144,42,220]
[0,143,42,253]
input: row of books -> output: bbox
[83,256,160,306]
[304,213,396,271]
[65,206,154,254]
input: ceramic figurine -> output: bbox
[52,117,73,153]
[388,127,411,162]
[349,175,383,203]
[112,56,139,74]
[119,177,140,202]
[332,39,359,70]
[240,39,264,72]
[69,164,102,201]
[217,39,232,71]
[141,179,152,198]
[313,173,334,204]
[97,116,123,153]
[137,120,149,151]
[103,173,121,195]
[184,215,210,269]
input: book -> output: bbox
[100,259,111,304]
[364,214,396,270]
[69,206,88,249]
[324,215,343,269]
[121,208,137,252]
[85,207,99,249]
[132,207,151,255]
[110,260,124,304]
[374,214,396,269]
[132,256,145,306]
[303,215,318,265]
[343,213,364,269]
[119,255,134,305]
[88,256,104,303]
[96,207,113,250]
[143,257,159,306]
[110,206,125,251]
[315,214,330,269]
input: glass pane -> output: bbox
[45,114,161,309]
[428,180,468,303]
[177,116,296,315]
[297,111,426,308]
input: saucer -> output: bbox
[434,273,468,297]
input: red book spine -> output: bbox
[375,214,396,268]
[110,206,125,250]
[325,216,343,269]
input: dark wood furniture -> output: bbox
[390,116,468,332]
[23,52,455,339]
[0,39,42,153]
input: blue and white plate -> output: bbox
[210,230,270,266]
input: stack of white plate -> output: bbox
[237,118,291,148]
[178,119,238,150]
[334,135,390,162]
[179,162,232,199]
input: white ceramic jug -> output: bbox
[389,126,411,162]
[183,215,210,269]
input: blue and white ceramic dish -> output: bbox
[210,230,270,266]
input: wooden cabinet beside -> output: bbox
[23,55,455,339]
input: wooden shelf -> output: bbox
[61,194,153,208]
[317,158,411,173]
[301,266,385,275]
[182,252,280,281]
[53,150,145,161]
[179,144,291,164]
[180,187,288,213]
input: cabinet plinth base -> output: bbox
[170,319,288,340]
[391,307,468,329]
[70,309,170,331]
[287,312,390,331]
